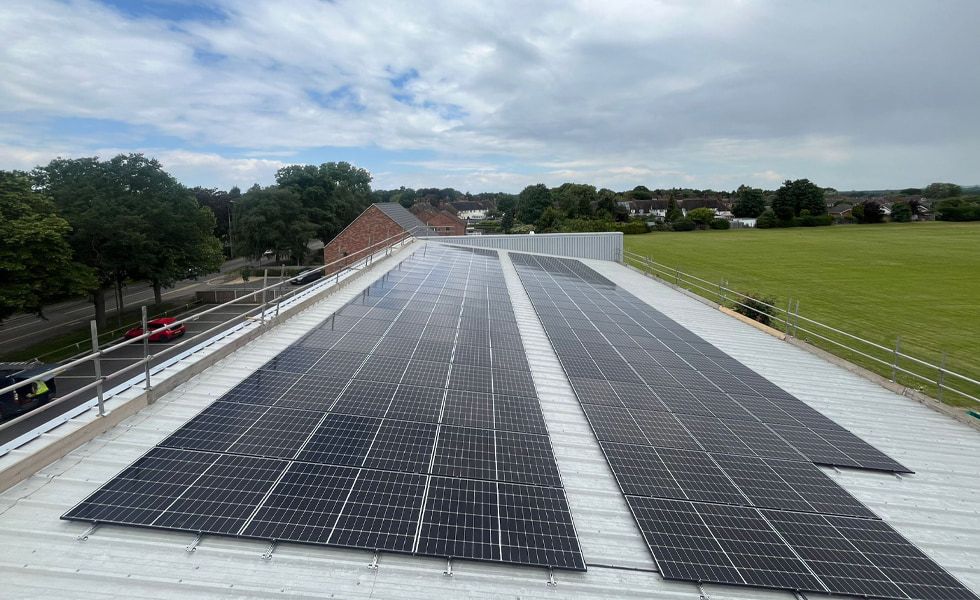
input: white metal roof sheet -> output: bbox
[0,243,977,599]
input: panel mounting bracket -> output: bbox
[443,557,454,577]
[186,532,203,553]
[261,541,277,560]
[77,523,99,542]
[367,550,380,570]
[698,583,710,600]
[547,567,557,587]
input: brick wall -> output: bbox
[322,205,406,275]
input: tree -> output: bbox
[516,184,553,225]
[856,200,883,224]
[772,179,826,220]
[495,194,517,216]
[756,210,777,229]
[0,171,96,321]
[891,202,912,223]
[32,154,220,327]
[233,185,317,263]
[665,197,683,222]
[923,182,962,199]
[686,207,716,229]
[535,206,563,232]
[555,183,596,219]
[500,211,515,233]
[732,185,766,218]
[275,162,373,242]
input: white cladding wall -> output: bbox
[430,232,624,262]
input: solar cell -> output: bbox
[220,370,297,406]
[356,354,409,383]
[331,380,397,418]
[160,401,269,453]
[674,414,756,456]
[567,377,622,407]
[601,442,686,499]
[492,368,536,397]
[274,374,347,411]
[580,404,647,445]
[653,447,747,506]
[629,409,701,451]
[398,360,451,389]
[448,364,493,393]
[227,406,325,459]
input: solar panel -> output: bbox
[431,426,495,480]
[296,413,380,466]
[329,469,427,553]
[512,252,958,598]
[497,483,584,570]
[495,431,562,487]
[417,477,500,561]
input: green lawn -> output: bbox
[624,222,980,408]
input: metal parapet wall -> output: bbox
[425,231,623,262]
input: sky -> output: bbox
[1,0,978,194]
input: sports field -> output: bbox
[624,221,980,408]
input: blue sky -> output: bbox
[1,0,978,193]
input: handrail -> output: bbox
[622,250,980,407]
[0,228,419,430]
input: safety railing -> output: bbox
[623,250,980,409]
[0,228,420,441]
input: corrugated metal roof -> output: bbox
[373,203,439,237]
[0,241,977,599]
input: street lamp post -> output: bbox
[228,200,235,258]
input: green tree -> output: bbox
[516,184,553,225]
[275,162,373,242]
[686,207,716,229]
[0,171,97,321]
[923,182,962,199]
[772,179,826,220]
[891,202,912,222]
[500,211,515,233]
[32,154,219,326]
[535,206,563,232]
[495,194,517,216]
[555,183,596,219]
[665,197,683,222]
[234,185,317,264]
[731,185,766,218]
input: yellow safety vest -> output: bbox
[32,380,49,397]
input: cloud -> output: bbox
[1,0,978,191]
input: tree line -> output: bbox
[1,155,372,327]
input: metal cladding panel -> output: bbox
[430,232,624,262]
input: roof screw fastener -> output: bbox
[444,557,454,577]
[261,541,276,560]
[367,550,380,570]
[547,567,557,587]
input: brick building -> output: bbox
[322,203,438,275]
[414,208,467,236]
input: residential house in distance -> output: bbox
[448,200,489,221]
[413,205,467,236]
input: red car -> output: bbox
[124,317,186,342]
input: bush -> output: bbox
[671,218,696,231]
[709,218,731,230]
[756,210,777,229]
[732,293,777,327]
[615,220,650,234]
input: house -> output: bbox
[448,201,488,221]
[829,204,853,219]
[415,207,467,236]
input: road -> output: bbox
[0,256,284,356]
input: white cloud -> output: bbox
[1,0,978,191]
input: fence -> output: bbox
[622,250,980,409]
[0,229,418,449]
[429,231,624,262]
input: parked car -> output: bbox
[124,317,186,342]
[0,361,58,419]
[291,269,323,285]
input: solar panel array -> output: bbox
[65,245,585,571]
[512,253,975,600]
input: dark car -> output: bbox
[291,269,323,285]
[0,362,58,419]
[124,317,186,342]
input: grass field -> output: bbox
[624,221,980,409]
